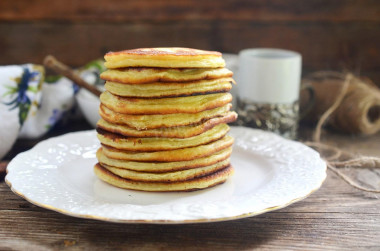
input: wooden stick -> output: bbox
[43,55,102,97]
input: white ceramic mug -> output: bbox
[235,48,303,139]
[238,48,302,104]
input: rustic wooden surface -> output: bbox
[1,1,380,248]
[1,0,380,85]
[0,122,379,250]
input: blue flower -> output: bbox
[3,66,40,125]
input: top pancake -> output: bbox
[104,48,225,69]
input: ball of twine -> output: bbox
[301,71,380,135]
[301,71,380,193]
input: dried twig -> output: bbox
[43,55,101,97]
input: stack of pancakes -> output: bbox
[94,48,237,192]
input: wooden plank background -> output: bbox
[0,0,379,85]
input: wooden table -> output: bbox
[1,121,379,250]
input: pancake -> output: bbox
[100,135,233,162]
[96,47,236,192]
[97,147,232,172]
[100,91,232,115]
[102,158,230,182]
[100,67,233,84]
[97,112,237,138]
[99,103,232,130]
[104,47,225,69]
[104,78,233,98]
[97,123,229,151]
[94,163,234,192]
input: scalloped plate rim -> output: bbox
[5,126,327,224]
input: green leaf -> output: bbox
[82,60,106,72]
[45,75,62,84]
[2,85,18,97]
[27,86,40,93]
[18,102,31,125]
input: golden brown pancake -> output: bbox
[102,158,230,182]
[97,112,237,138]
[95,47,236,192]
[99,135,233,162]
[94,163,234,192]
[100,67,233,84]
[100,91,232,115]
[99,103,232,130]
[104,78,233,98]
[97,123,229,151]
[97,147,232,172]
[104,47,225,69]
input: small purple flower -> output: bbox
[46,109,63,129]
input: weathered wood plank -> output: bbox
[0,0,379,22]
[1,167,380,250]
[1,1,379,86]
[2,128,380,250]
[0,22,213,65]
[0,22,379,70]
[1,21,379,85]
[2,146,380,250]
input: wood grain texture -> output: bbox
[1,170,379,250]
[1,1,379,247]
[0,0,379,85]
[1,125,380,250]
[1,0,379,22]
[0,22,379,71]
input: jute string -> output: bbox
[303,73,380,193]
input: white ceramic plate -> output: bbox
[5,126,326,224]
